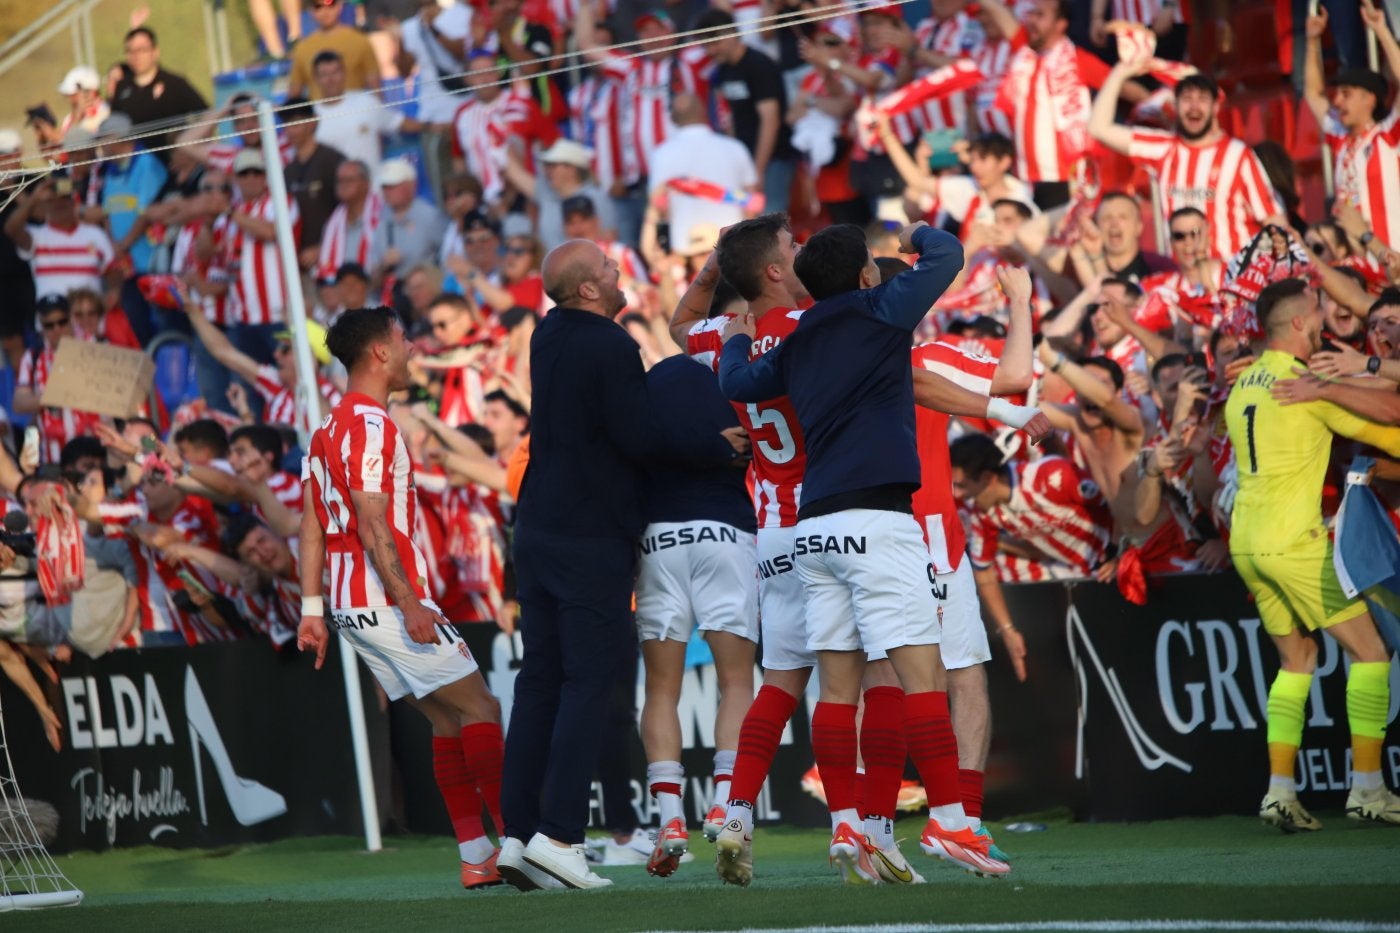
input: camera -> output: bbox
[0,512,35,559]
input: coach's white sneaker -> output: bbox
[498,836,565,891]
[1346,785,1400,825]
[523,833,613,889]
[601,829,653,866]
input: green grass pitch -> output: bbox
[7,814,1400,932]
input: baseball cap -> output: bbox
[0,128,20,154]
[274,319,332,366]
[36,294,71,315]
[1332,68,1390,105]
[232,148,266,174]
[562,194,596,218]
[95,111,134,142]
[539,139,593,170]
[58,66,101,96]
[635,10,673,30]
[378,157,417,186]
[462,210,502,237]
[334,261,368,283]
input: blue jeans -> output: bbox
[1292,0,1367,90]
[763,158,799,216]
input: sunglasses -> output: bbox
[817,36,844,47]
[41,317,70,330]
[1169,229,1202,241]
[236,168,265,177]
[1306,241,1326,256]
[200,183,232,194]
[504,246,532,255]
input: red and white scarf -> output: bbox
[31,483,86,606]
[318,192,382,281]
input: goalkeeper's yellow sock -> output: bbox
[1266,670,1312,797]
[1347,661,1390,792]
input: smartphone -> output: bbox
[176,569,212,600]
[140,435,159,453]
[1191,396,1210,422]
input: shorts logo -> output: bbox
[758,553,796,579]
[793,535,867,556]
[330,611,380,630]
[640,525,740,554]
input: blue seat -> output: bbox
[150,336,201,413]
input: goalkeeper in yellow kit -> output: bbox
[1225,279,1400,833]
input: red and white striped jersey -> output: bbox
[568,71,639,189]
[966,456,1112,581]
[420,480,507,624]
[1139,264,1226,331]
[22,221,114,299]
[911,12,982,132]
[17,345,102,463]
[227,192,301,326]
[854,49,919,153]
[688,307,807,529]
[259,470,305,532]
[172,219,236,326]
[920,174,1034,239]
[971,37,1014,136]
[911,340,998,574]
[547,0,612,27]
[995,33,1110,182]
[136,495,240,645]
[1110,0,1186,25]
[1128,130,1278,260]
[253,363,343,429]
[451,90,537,202]
[305,393,434,610]
[317,193,382,283]
[1325,109,1400,247]
[601,48,712,177]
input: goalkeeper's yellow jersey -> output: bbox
[1225,350,1400,556]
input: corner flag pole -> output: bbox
[257,100,383,854]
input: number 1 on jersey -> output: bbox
[1243,403,1259,473]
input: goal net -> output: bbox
[0,692,82,911]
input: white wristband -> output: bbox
[986,397,1037,429]
[302,596,324,617]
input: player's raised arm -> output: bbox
[911,369,1052,444]
[871,224,965,331]
[669,246,725,350]
[991,266,1036,395]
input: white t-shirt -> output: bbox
[314,90,406,174]
[401,6,473,126]
[648,124,757,254]
[20,222,114,300]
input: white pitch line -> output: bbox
[640,922,1400,933]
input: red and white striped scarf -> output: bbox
[31,483,86,606]
[318,192,382,281]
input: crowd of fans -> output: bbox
[0,0,1399,753]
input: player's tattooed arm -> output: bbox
[668,241,725,350]
[352,491,422,609]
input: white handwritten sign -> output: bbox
[41,340,155,418]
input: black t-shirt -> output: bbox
[285,144,347,249]
[0,203,31,281]
[110,69,209,132]
[711,48,797,163]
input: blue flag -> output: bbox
[1334,456,1400,652]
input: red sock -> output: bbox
[728,685,800,804]
[959,768,984,820]
[811,701,859,815]
[460,722,505,833]
[860,686,906,820]
[903,691,961,808]
[432,736,485,844]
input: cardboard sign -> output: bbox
[40,340,155,418]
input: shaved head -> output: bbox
[543,239,627,316]
[670,92,705,126]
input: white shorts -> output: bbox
[930,558,991,670]
[330,603,478,701]
[636,521,758,644]
[795,509,940,656]
[756,526,816,671]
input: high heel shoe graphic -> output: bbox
[185,666,288,827]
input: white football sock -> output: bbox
[929,803,970,833]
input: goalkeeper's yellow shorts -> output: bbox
[1232,537,1367,637]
